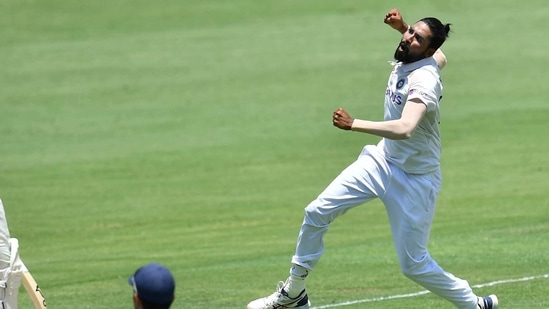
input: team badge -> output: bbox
[396,79,406,89]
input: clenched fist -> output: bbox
[332,108,354,130]
[384,9,408,34]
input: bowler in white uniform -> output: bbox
[247,9,498,309]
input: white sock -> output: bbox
[284,265,309,298]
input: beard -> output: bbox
[394,41,425,63]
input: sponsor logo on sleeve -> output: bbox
[409,88,429,99]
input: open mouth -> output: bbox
[398,41,409,53]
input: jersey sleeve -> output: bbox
[407,68,441,112]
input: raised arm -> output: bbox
[384,8,409,34]
[384,8,447,69]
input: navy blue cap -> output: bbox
[129,263,175,305]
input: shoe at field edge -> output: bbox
[247,281,310,309]
[477,294,498,309]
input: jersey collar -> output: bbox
[391,57,437,72]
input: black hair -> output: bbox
[420,17,451,50]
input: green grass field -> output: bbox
[1,0,548,308]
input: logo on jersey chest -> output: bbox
[385,78,407,105]
[396,78,406,89]
[385,88,403,104]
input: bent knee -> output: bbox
[399,254,433,278]
[303,201,334,226]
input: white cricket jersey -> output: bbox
[377,57,443,174]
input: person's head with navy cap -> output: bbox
[129,263,176,309]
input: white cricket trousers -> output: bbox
[0,199,13,309]
[0,200,10,268]
[291,145,478,309]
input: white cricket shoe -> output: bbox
[247,281,310,309]
[477,294,498,309]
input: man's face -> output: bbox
[394,21,435,63]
